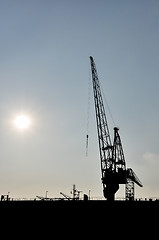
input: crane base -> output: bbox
[103,183,119,201]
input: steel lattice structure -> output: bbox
[90,56,143,201]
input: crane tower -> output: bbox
[90,56,143,201]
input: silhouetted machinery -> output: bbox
[90,56,143,201]
[60,185,82,200]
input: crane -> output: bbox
[60,185,82,201]
[89,56,143,201]
[60,192,71,200]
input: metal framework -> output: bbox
[90,56,143,201]
[125,179,134,201]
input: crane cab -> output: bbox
[102,168,127,185]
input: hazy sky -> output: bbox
[0,0,159,200]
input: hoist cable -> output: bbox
[86,71,91,157]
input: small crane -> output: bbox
[90,56,143,201]
[60,185,82,201]
[60,192,71,200]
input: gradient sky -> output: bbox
[0,0,159,200]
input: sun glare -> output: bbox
[14,115,31,130]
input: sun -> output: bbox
[14,115,31,130]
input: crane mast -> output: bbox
[90,56,142,201]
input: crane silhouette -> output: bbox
[90,56,143,201]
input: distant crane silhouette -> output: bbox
[60,192,71,200]
[89,56,143,201]
[60,185,82,200]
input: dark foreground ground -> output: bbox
[0,200,158,236]
[0,199,159,216]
